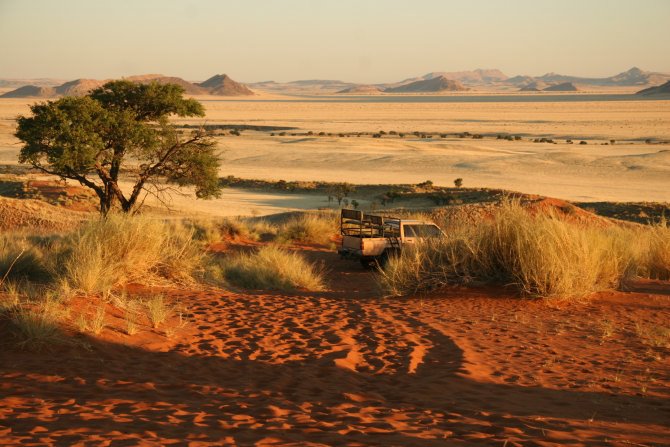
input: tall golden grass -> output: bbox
[379,200,659,300]
[190,217,277,244]
[60,214,203,293]
[277,213,338,245]
[643,220,670,280]
[213,245,325,291]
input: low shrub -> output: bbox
[216,245,325,291]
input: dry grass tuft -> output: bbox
[635,322,670,348]
[215,245,325,291]
[191,217,277,244]
[7,302,64,350]
[61,214,204,293]
[380,200,641,300]
[277,214,338,245]
[0,234,52,284]
[644,220,670,280]
[144,295,171,329]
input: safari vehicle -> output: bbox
[337,209,444,268]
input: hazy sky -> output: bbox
[1,0,669,83]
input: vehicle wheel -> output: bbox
[360,258,374,269]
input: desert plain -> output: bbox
[0,91,669,447]
[2,94,670,214]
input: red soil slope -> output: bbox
[0,243,668,446]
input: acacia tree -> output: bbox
[15,80,220,214]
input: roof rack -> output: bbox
[340,209,400,237]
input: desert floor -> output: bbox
[2,96,669,212]
[1,241,669,446]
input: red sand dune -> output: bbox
[0,243,668,446]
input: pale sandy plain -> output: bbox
[1,94,669,216]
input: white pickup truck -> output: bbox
[337,209,444,268]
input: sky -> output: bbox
[1,0,669,83]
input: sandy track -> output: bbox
[1,247,668,446]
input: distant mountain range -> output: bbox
[520,67,668,87]
[247,67,670,94]
[0,74,254,98]
[2,67,670,98]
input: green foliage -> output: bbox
[15,80,220,214]
[89,80,204,120]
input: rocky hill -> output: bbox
[53,79,106,96]
[198,74,254,96]
[384,76,468,93]
[636,80,670,96]
[518,81,549,92]
[336,85,383,94]
[1,85,56,98]
[543,82,578,92]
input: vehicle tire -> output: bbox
[360,258,375,269]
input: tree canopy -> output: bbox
[15,80,220,214]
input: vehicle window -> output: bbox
[403,224,442,237]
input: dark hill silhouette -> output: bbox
[336,85,383,94]
[198,74,254,96]
[385,76,468,93]
[636,80,670,96]
[543,82,578,92]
